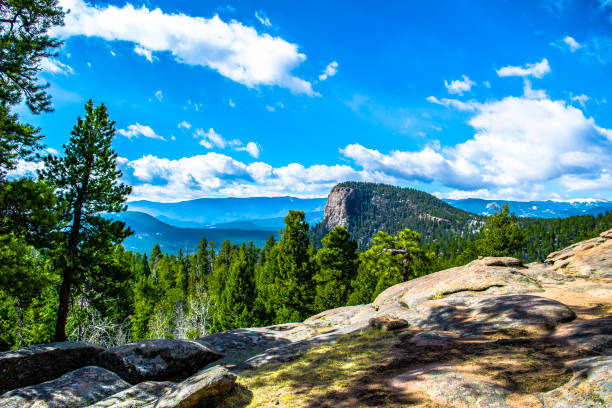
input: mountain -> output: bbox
[127,196,327,228]
[312,182,483,249]
[444,198,612,218]
[106,211,275,255]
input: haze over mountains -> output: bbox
[114,184,612,255]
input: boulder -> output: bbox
[546,228,612,277]
[414,294,576,335]
[92,339,223,384]
[368,316,409,331]
[0,366,129,408]
[87,381,175,407]
[153,365,236,408]
[373,257,541,310]
[539,356,612,407]
[0,341,105,393]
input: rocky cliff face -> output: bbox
[317,182,480,249]
[323,184,365,230]
[2,229,611,407]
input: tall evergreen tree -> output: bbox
[270,210,315,323]
[40,100,132,341]
[313,226,358,312]
[212,243,257,331]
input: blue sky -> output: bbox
[14,0,612,202]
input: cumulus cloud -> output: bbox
[155,90,163,102]
[344,96,612,194]
[496,58,551,78]
[118,123,165,140]
[55,0,316,95]
[124,152,386,202]
[319,61,338,81]
[39,58,74,75]
[444,75,476,95]
[228,98,236,108]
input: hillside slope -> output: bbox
[312,182,482,249]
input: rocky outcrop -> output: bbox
[88,381,175,407]
[197,324,315,368]
[546,229,612,277]
[153,366,236,408]
[92,340,223,384]
[323,184,365,230]
[0,366,129,408]
[0,341,104,393]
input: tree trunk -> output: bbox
[54,176,89,341]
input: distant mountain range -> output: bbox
[106,211,276,255]
[444,198,612,218]
[109,188,612,255]
[127,196,326,228]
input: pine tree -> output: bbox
[348,229,430,305]
[270,210,315,323]
[313,226,358,312]
[40,100,132,341]
[474,204,526,259]
[212,243,257,331]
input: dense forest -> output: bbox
[2,0,612,353]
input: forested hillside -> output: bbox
[311,182,483,251]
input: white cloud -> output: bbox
[563,36,582,52]
[594,124,612,141]
[118,123,166,140]
[426,96,479,111]
[255,11,272,27]
[444,75,475,95]
[177,121,192,129]
[343,96,612,194]
[39,58,74,75]
[319,61,338,81]
[266,105,275,112]
[55,0,316,95]
[110,50,116,57]
[236,141,261,158]
[571,94,590,108]
[196,128,227,149]
[228,98,236,108]
[7,160,44,178]
[496,58,551,78]
[124,152,385,202]
[559,171,612,191]
[155,90,163,102]
[134,45,155,62]
[522,79,547,99]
